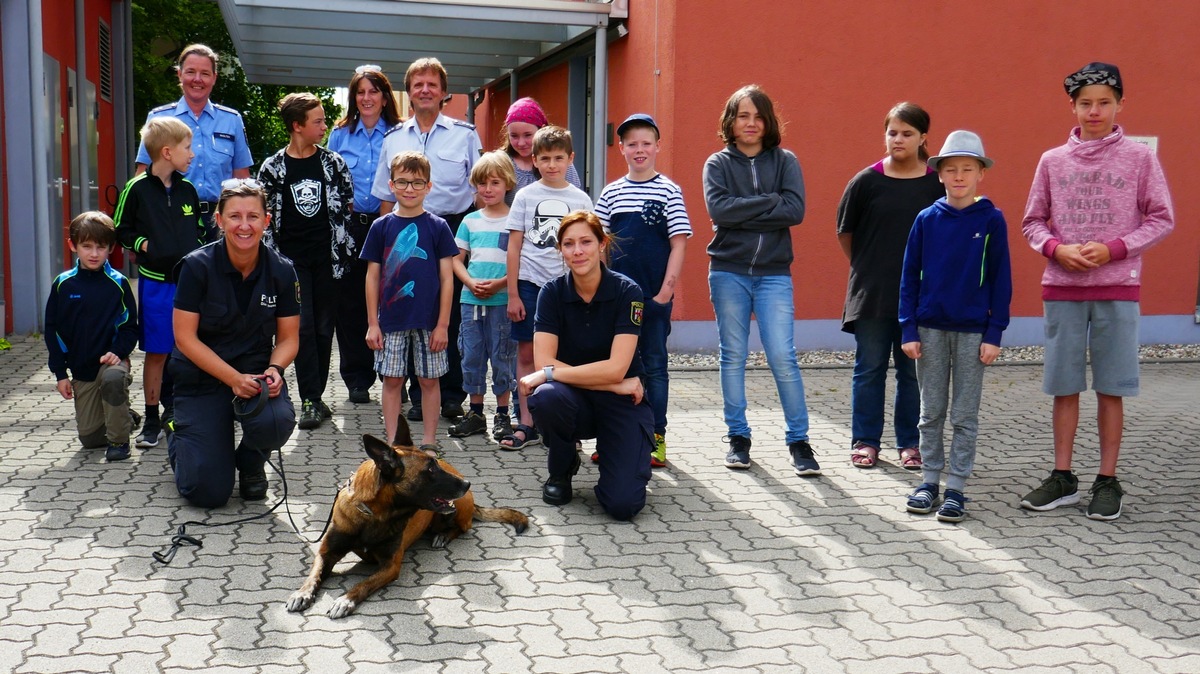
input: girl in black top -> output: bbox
[835,102,945,470]
[520,211,653,521]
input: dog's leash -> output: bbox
[153,384,342,566]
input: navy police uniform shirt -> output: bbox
[535,265,645,379]
[136,97,254,203]
[370,113,482,217]
[170,240,300,393]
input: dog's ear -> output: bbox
[391,415,414,448]
[363,434,403,478]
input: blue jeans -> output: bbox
[708,270,809,444]
[640,299,672,434]
[458,304,516,397]
[851,317,919,449]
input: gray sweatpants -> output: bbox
[915,327,985,493]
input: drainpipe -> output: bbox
[29,0,51,331]
[590,26,607,201]
[75,0,91,211]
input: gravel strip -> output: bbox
[670,343,1200,371]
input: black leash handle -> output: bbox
[153,445,341,566]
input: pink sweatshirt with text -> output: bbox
[1021,125,1174,301]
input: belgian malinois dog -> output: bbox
[286,422,529,619]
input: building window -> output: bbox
[98,21,113,102]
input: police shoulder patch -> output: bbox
[295,280,302,305]
[452,119,476,130]
[631,301,644,326]
[149,102,175,114]
[212,102,243,115]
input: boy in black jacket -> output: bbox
[46,212,140,461]
[115,116,203,448]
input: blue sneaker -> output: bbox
[906,483,940,514]
[105,442,131,462]
[937,489,968,523]
[789,440,821,476]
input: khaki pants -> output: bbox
[74,362,133,447]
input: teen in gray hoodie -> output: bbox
[702,84,818,476]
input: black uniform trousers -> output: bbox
[528,382,654,521]
[334,219,376,392]
[168,381,297,508]
[293,259,336,403]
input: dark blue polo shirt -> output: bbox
[535,265,645,379]
[170,240,300,393]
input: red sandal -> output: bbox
[850,442,878,468]
[899,447,922,470]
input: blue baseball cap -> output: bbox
[616,113,659,138]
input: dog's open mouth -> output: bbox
[429,497,457,515]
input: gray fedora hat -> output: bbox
[927,130,994,171]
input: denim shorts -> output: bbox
[510,280,542,343]
[1043,300,1139,397]
[459,304,516,396]
[375,329,449,380]
[138,277,176,354]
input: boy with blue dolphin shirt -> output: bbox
[362,151,458,454]
[899,130,1012,524]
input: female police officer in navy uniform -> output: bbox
[520,211,654,521]
[168,180,299,508]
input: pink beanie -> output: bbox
[505,97,548,128]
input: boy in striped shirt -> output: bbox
[595,114,693,468]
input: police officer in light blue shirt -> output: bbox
[370,58,482,224]
[326,65,404,405]
[135,44,253,240]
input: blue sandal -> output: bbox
[906,483,940,514]
[937,490,968,523]
[499,424,540,451]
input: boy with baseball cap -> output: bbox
[1018,62,1174,520]
[594,113,692,468]
[899,130,1012,523]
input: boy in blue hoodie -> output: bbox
[898,130,1012,523]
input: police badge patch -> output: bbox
[295,280,302,305]
[631,301,644,326]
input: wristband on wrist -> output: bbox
[268,363,286,378]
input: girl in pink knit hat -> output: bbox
[501,97,582,203]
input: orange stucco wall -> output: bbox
[476,1,1199,329]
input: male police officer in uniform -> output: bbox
[371,57,482,421]
[136,44,253,242]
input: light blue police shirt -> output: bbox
[135,97,253,203]
[327,121,393,215]
[370,113,482,217]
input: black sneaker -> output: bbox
[491,413,512,441]
[789,440,821,476]
[136,424,163,448]
[317,400,333,420]
[724,435,751,469]
[347,388,371,404]
[406,403,423,421]
[448,411,487,438]
[298,400,322,430]
[1087,476,1124,521]
[105,442,131,462]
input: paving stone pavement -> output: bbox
[1,334,1199,673]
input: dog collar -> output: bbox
[355,502,374,517]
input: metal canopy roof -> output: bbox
[215,0,614,92]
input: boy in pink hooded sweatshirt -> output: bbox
[1019,62,1174,521]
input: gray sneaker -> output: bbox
[1087,477,1124,521]
[724,435,751,469]
[1020,472,1081,511]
